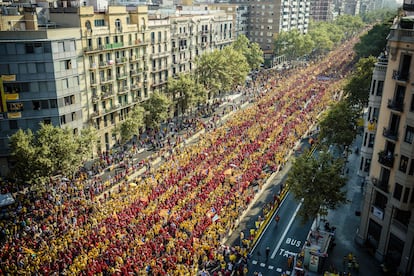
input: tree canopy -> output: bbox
[354,23,390,58]
[318,100,361,149]
[286,149,347,223]
[143,91,172,129]
[9,123,97,184]
[113,105,145,144]
[343,56,376,107]
[167,74,207,116]
[274,29,315,60]
[231,35,264,70]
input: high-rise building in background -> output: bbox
[356,1,414,274]
[309,0,334,21]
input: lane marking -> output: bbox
[276,268,283,272]
[260,263,266,267]
[252,260,258,265]
[271,201,303,259]
[268,265,274,269]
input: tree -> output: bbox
[308,22,343,56]
[113,105,145,144]
[274,30,314,60]
[221,47,250,92]
[231,35,264,70]
[167,74,206,116]
[318,100,360,149]
[195,50,228,98]
[343,56,376,107]
[143,91,172,130]
[77,126,97,160]
[286,149,347,223]
[354,23,390,58]
[334,15,365,39]
[9,123,96,184]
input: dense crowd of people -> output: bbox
[0,35,359,275]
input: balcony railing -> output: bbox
[118,87,129,94]
[392,70,409,82]
[383,127,399,141]
[116,73,127,80]
[92,95,100,103]
[387,99,404,112]
[101,91,113,100]
[371,177,389,193]
[378,150,395,168]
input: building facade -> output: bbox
[309,0,334,21]
[357,54,387,179]
[356,2,414,274]
[0,2,236,172]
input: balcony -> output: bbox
[90,111,101,119]
[101,76,113,84]
[90,79,98,86]
[383,127,399,141]
[99,60,114,68]
[105,42,124,50]
[116,73,127,80]
[371,177,389,193]
[118,86,129,95]
[392,70,409,82]
[89,63,97,70]
[101,91,114,100]
[92,95,100,103]
[116,57,127,64]
[129,56,139,63]
[378,151,395,168]
[387,99,404,112]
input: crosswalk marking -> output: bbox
[260,263,266,267]
[268,265,274,270]
[276,268,283,272]
[252,260,258,265]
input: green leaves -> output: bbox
[354,23,390,59]
[287,149,347,223]
[113,105,145,145]
[318,100,360,148]
[343,56,376,107]
[274,29,315,60]
[9,123,97,184]
[143,91,172,129]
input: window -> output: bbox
[9,120,18,130]
[50,99,57,108]
[32,101,41,110]
[25,43,34,53]
[64,95,75,106]
[399,155,409,173]
[364,158,371,172]
[94,19,105,27]
[368,133,375,148]
[409,159,414,176]
[404,125,414,144]
[410,94,414,112]
[403,187,410,203]
[60,115,66,124]
[376,81,384,96]
[394,183,403,200]
[371,80,376,95]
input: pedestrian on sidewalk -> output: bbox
[265,246,270,262]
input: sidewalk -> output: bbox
[303,135,383,275]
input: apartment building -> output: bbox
[0,2,236,171]
[0,6,85,175]
[242,0,310,58]
[357,53,387,179]
[309,0,334,21]
[356,2,414,274]
[148,15,170,93]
